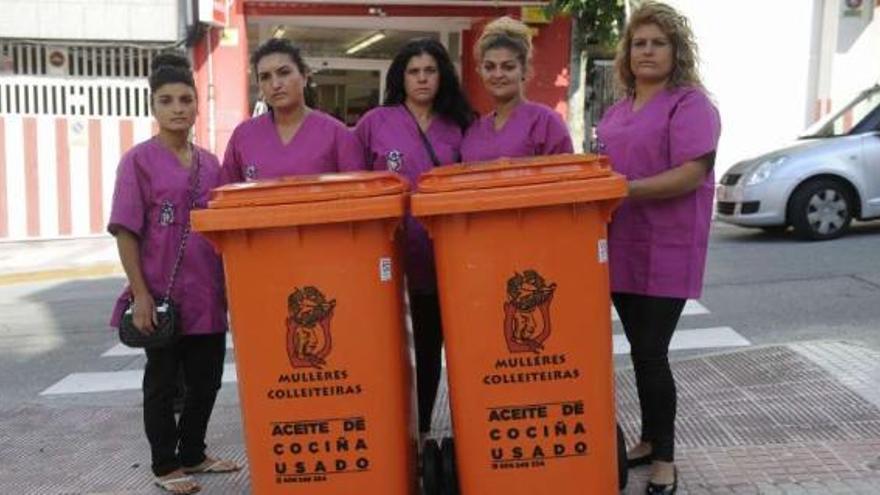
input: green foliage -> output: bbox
[548,0,627,52]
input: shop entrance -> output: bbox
[246,16,467,124]
[306,57,388,126]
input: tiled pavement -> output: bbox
[3,341,880,493]
[623,342,880,494]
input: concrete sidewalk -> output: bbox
[2,340,880,494]
[0,237,120,285]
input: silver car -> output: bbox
[716,84,880,240]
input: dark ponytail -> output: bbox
[250,38,316,108]
[149,52,195,92]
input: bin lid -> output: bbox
[208,171,407,209]
[417,154,613,192]
[412,154,627,217]
[192,171,408,233]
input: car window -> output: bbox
[801,85,880,138]
[851,103,880,135]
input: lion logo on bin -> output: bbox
[503,270,556,354]
[286,286,336,369]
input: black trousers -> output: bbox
[612,292,686,462]
[143,333,227,477]
[410,292,444,434]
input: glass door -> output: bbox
[307,57,389,126]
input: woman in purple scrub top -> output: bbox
[596,3,721,493]
[461,16,573,161]
[355,38,475,440]
[108,53,239,495]
[222,38,364,183]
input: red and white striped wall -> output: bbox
[0,115,155,241]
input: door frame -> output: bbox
[306,57,391,105]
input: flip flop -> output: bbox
[182,458,241,474]
[154,475,200,494]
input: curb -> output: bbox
[0,263,123,286]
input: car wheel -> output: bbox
[789,178,853,240]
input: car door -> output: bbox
[862,130,880,218]
[848,91,880,218]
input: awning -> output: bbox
[245,1,548,5]
[243,1,550,17]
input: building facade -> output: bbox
[0,0,186,240]
[1,0,575,241]
[665,0,880,176]
[190,0,573,162]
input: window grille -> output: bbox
[0,40,166,78]
[0,76,151,117]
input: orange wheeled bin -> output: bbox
[192,172,416,495]
[411,155,629,495]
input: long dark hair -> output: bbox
[384,38,475,131]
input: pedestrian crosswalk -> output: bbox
[101,335,235,357]
[41,300,750,396]
[611,299,710,322]
[613,327,748,354]
[611,300,749,353]
[41,364,239,395]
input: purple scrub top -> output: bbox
[597,86,721,299]
[222,110,364,182]
[355,105,464,294]
[108,138,228,335]
[460,101,573,161]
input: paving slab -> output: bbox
[1,341,880,494]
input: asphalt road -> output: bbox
[1,220,879,408]
[702,220,880,351]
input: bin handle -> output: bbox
[599,197,624,223]
[386,218,403,241]
[419,166,609,192]
[418,155,613,193]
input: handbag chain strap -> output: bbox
[403,105,441,167]
[161,148,201,304]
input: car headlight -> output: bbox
[745,156,788,186]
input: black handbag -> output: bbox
[119,151,201,349]
[120,299,180,349]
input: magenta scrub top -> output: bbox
[355,105,464,294]
[460,101,573,161]
[597,86,721,299]
[222,110,364,182]
[108,138,228,335]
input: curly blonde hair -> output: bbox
[614,1,702,96]
[475,16,533,68]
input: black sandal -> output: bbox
[645,467,677,494]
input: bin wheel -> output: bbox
[421,439,442,495]
[440,437,460,495]
[617,423,628,490]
